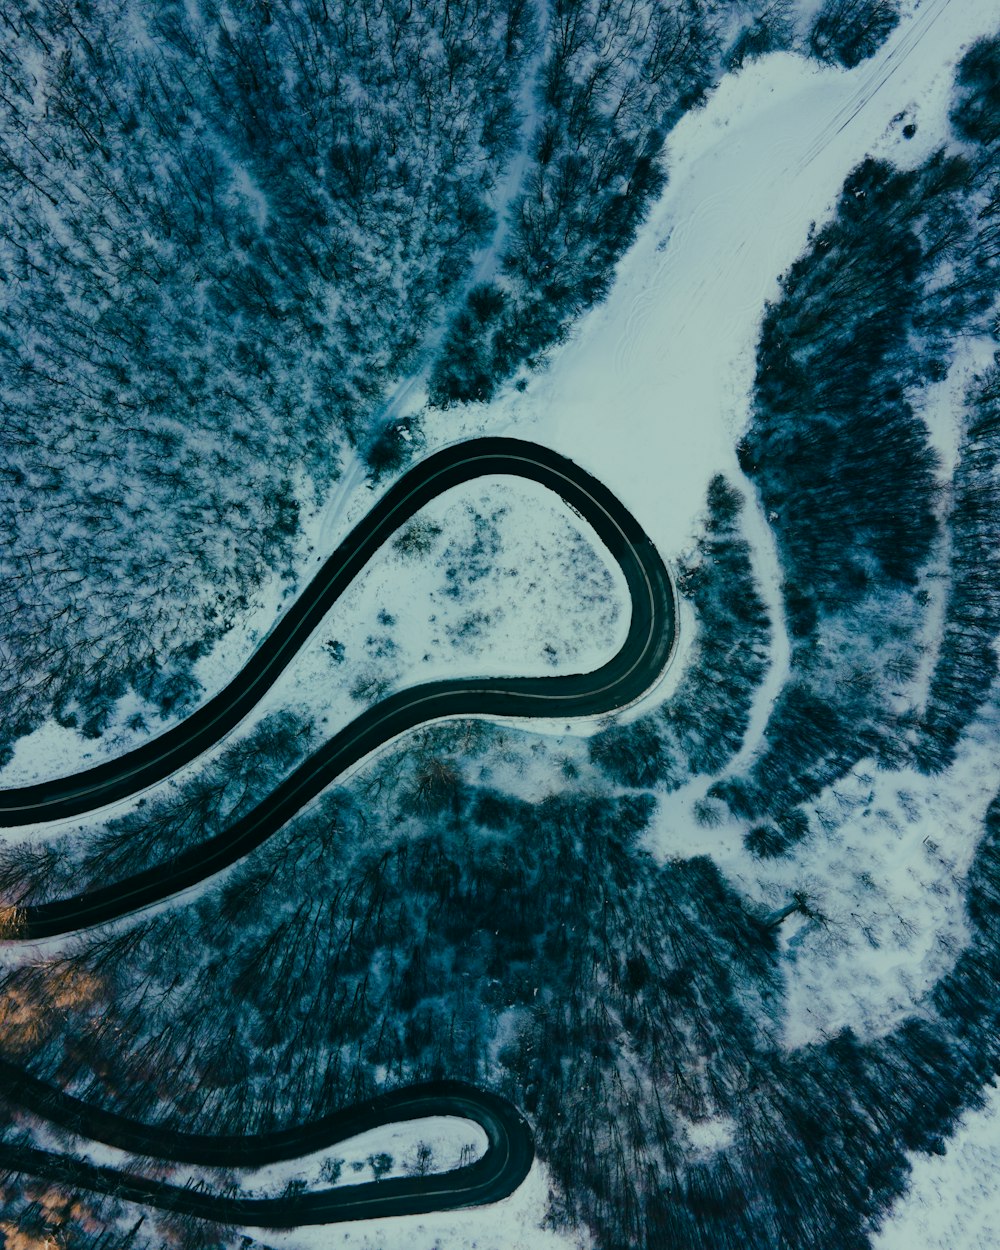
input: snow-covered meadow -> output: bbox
[873,1079,1000,1250]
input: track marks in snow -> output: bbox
[795,0,953,174]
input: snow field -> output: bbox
[240,1116,488,1197]
[284,475,628,711]
[654,686,1000,1050]
[259,1157,590,1250]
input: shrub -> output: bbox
[589,717,671,789]
[950,33,1000,148]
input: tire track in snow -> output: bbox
[612,136,804,377]
[794,0,953,173]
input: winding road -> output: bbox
[0,437,675,1229]
[1,439,675,831]
[6,438,676,939]
[0,1074,533,1229]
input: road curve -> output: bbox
[0,1075,534,1229]
[0,437,673,1229]
[0,438,674,831]
[5,438,675,939]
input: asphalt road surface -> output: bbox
[0,437,674,1228]
[7,439,676,939]
[0,1076,534,1228]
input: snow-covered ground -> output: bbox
[284,477,628,712]
[8,0,1000,1245]
[237,1117,487,1197]
[651,683,1000,1050]
[873,1080,1000,1250]
[427,0,984,560]
[260,1157,589,1250]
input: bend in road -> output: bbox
[0,438,673,1230]
[0,439,674,830]
[0,1075,533,1230]
[4,439,676,940]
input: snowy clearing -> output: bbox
[258,1157,589,1250]
[238,1116,487,1197]
[872,1080,1000,1250]
[276,476,628,722]
[651,685,1000,1050]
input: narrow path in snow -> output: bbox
[722,473,791,777]
[793,0,953,173]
